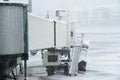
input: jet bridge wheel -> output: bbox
[78,60,87,71]
[64,63,69,75]
[46,66,54,76]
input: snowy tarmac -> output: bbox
[20,33,120,80]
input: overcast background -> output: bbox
[32,0,120,16]
[31,0,120,33]
[1,0,120,33]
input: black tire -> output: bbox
[47,66,54,76]
[78,60,87,71]
[64,63,69,75]
[74,74,77,76]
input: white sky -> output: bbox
[31,0,120,33]
[1,0,119,33]
[32,0,120,16]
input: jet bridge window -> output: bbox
[48,55,58,62]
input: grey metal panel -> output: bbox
[28,15,54,50]
[0,5,24,55]
[56,21,67,48]
[28,15,68,50]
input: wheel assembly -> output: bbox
[47,66,54,76]
[78,60,87,71]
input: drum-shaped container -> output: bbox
[0,3,28,55]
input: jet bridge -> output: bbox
[28,14,68,50]
[28,14,89,76]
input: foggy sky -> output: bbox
[31,0,120,33]
[32,0,120,16]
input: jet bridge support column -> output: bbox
[69,46,81,76]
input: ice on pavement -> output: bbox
[25,33,120,80]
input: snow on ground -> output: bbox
[20,33,120,80]
[27,51,43,67]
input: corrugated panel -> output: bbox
[0,5,24,55]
